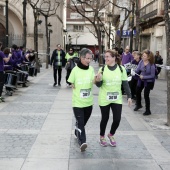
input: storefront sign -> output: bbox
[117,30,136,37]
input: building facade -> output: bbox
[0,0,64,61]
[139,0,166,79]
[65,0,114,54]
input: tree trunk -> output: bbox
[164,0,170,126]
[118,26,123,48]
[130,2,135,52]
[23,0,27,48]
[34,10,40,72]
[45,16,49,69]
[135,0,140,50]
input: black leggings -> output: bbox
[100,103,122,136]
[0,72,4,96]
[53,67,62,84]
[66,69,71,85]
[73,106,92,145]
[130,78,138,98]
[136,82,154,110]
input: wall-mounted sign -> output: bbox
[117,30,136,37]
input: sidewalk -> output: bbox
[0,62,170,170]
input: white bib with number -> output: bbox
[80,89,91,98]
[107,92,119,101]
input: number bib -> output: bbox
[80,89,91,98]
[107,92,119,101]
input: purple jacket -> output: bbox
[4,54,14,71]
[136,60,155,87]
[0,51,5,72]
[121,52,133,65]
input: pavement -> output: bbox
[0,62,170,170]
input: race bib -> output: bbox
[107,92,119,101]
[80,89,91,98]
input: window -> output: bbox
[70,13,82,19]
[99,11,105,17]
[73,25,84,32]
[85,12,94,17]
[71,0,81,5]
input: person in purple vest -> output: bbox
[121,46,134,72]
[132,49,155,116]
[0,42,12,102]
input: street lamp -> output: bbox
[68,35,72,47]
[99,23,104,66]
[23,0,27,48]
[47,23,52,65]
[101,30,105,53]
[107,12,113,49]
[76,35,80,51]
[5,0,8,47]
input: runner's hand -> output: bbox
[71,84,75,89]
[95,72,102,82]
[128,98,132,107]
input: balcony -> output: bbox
[139,0,164,29]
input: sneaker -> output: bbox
[80,143,87,152]
[134,105,142,111]
[99,136,107,147]
[143,110,151,116]
[107,134,116,147]
[53,83,57,87]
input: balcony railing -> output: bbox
[139,0,163,20]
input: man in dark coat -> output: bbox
[50,44,66,86]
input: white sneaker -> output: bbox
[80,143,87,152]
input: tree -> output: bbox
[27,0,41,71]
[39,0,61,69]
[164,0,170,126]
[68,0,110,66]
[109,0,132,48]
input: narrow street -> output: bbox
[0,62,170,170]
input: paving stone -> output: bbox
[154,133,170,154]
[0,103,52,113]
[14,95,56,102]
[112,159,161,170]
[0,115,46,130]
[69,159,115,170]
[0,134,37,158]
[26,89,58,95]
[69,135,152,159]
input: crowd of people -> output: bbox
[59,46,163,152]
[0,42,37,102]
[1,42,164,152]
